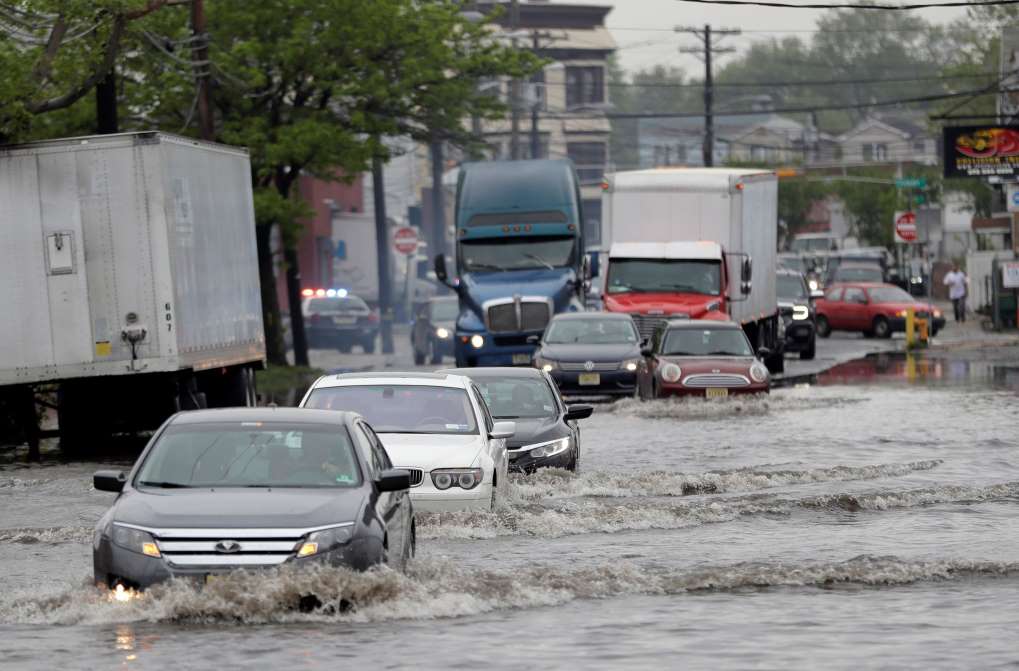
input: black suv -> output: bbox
[776,269,816,360]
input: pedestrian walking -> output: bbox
[943,264,969,323]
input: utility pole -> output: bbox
[677,24,739,167]
[191,0,214,141]
[429,137,446,260]
[528,31,555,160]
[372,152,395,355]
[509,0,521,160]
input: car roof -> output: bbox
[311,371,472,389]
[549,311,634,321]
[169,407,358,425]
[663,319,741,329]
[836,262,883,269]
[437,367,545,379]
[776,268,805,277]
[827,282,896,290]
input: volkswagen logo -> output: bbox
[712,369,720,374]
[215,540,242,554]
[583,360,595,372]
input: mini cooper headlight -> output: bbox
[749,362,769,383]
[297,524,354,558]
[111,524,161,558]
[431,468,483,490]
[435,327,451,339]
[660,363,682,383]
[525,437,570,458]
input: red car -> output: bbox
[814,283,945,339]
[636,319,770,399]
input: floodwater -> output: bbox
[2,349,1018,669]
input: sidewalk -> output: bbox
[928,299,1019,350]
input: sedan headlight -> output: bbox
[622,358,640,372]
[749,362,769,383]
[431,468,483,490]
[808,279,819,291]
[524,437,570,458]
[933,309,943,318]
[534,356,557,372]
[111,524,160,558]
[435,327,451,339]
[660,363,682,383]
[297,524,354,558]
[792,304,809,321]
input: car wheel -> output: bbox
[413,349,425,365]
[402,523,415,567]
[815,315,831,338]
[361,336,376,354]
[872,316,892,339]
[430,340,442,365]
[490,479,498,512]
[800,337,816,360]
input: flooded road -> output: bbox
[2,348,1018,669]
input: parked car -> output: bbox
[411,296,458,365]
[636,320,771,399]
[814,283,946,339]
[532,312,643,396]
[91,407,414,591]
[301,290,379,353]
[776,269,817,360]
[300,373,511,512]
[441,367,592,473]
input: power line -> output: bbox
[673,0,1017,9]
[607,71,997,89]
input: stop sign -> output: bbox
[895,211,918,243]
[393,227,419,255]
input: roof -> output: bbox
[828,282,897,289]
[170,407,355,425]
[437,367,545,380]
[609,241,722,260]
[606,167,774,193]
[776,267,805,277]
[313,372,471,389]
[664,319,741,329]
[549,311,635,321]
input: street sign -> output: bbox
[895,177,927,189]
[1007,184,1019,213]
[894,211,918,244]
[1003,261,1019,288]
[393,227,419,255]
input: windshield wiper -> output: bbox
[137,480,191,488]
[522,252,554,270]
[705,350,743,356]
[662,351,694,356]
[468,262,507,272]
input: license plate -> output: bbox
[578,373,601,386]
[333,317,356,325]
[706,388,728,398]
[512,353,531,365]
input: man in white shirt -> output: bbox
[943,265,968,323]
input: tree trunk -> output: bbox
[255,223,288,366]
[285,245,310,366]
[95,68,118,134]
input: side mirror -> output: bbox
[742,256,753,284]
[741,281,752,296]
[434,254,448,284]
[581,255,592,283]
[376,468,412,493]
[490,420,516,440]
[756,346,772,360]
[565,404,594,421]
[526,334,540,345]
[94,470,126,493]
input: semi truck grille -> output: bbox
[486,300,551,334]
[631,315,666,340]
[682,374,750,388]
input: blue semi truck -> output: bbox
[434,159,587,367]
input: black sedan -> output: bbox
[302,291,379,353]
[411,295,458,365]
[440,367,592,473]
[777,268,817,360]
[531,312,643,396]
[91,407,413,591]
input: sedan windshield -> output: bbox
[607,259,721,296]
[460,236,575,273]
[304,385,478,434]
[777,274,808,301]
[135,422,362,488]
[835,267,883,283]
[662,328,753,357]
[307,296,368,312]
[430,299,458,321]
[868,286,916,303]
[472,378,557,419]
[544,318,638,344]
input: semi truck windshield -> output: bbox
[460,236,575,273]
[607,259,721,296]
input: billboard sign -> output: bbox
[1000,26,1019,121]
[943,125,1019,178]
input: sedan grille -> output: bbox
[682,374,750,388]
[399,468,424,487]
[150,527,329,567]
[559,361,621,372]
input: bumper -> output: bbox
[508,447,574,473]
[887,316,946,333]
[658,382,769,398]
[455,333,537,367]
[307,326,377,347]
[410,482,493,513]
[94,537,383,590]
[550,370,637,396]
[782,320,815,352]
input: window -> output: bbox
[676,144,687,163]
[304,385,479,434]
[583,198,602,248]
[662,328,754,357]
[529,71,547,112]
[544,318,639,345]
[862,144,873,162]
[473,377,558,420]
[913,140,926,154]
[825,288,843,301]
[567,142,607,184]
[522,136,549,160]
[565,66,604,108]
[843,287,867,304]
[863,143,887,161]
[471,384,495,433]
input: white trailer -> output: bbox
[0,132,265,454]
[601,168,782,371]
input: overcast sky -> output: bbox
[557,0,969,76]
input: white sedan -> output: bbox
[300,372,512,512]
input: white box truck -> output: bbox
[0,132,265,455]
[600,168,783,372]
